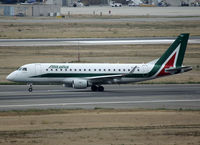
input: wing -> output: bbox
[86,66,137,84]
[86,74,124,84]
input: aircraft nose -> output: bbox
[6,72,16,81]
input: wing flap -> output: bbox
[87,74,124,84]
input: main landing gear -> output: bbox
[91,85,104,92]
[28,83,33,92]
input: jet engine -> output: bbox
[72,79,88,89]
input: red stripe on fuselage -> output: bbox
[157,53,176,77]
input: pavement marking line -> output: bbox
[0,99,200,108]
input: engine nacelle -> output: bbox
[72,79,88,89]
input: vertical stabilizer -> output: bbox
[147,33,190,77]
[156,33,189,67]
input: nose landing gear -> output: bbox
[28,83,33,92]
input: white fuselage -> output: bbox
[7,63,154,85]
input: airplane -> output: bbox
[6,33,192,92]
[20,0,37,5]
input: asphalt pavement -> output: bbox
[0,84,199,110]
[0,37,199,46]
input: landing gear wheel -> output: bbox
[28,83,33,92]
[98,86,104,92]
[91,85,98,91]
[91,85,104,92]
[28,87,33,92]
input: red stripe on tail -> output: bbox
[157,53,176,77]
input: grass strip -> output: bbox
[0,108,200,116]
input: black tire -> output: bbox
[28,88,32,92]
[98,86,104,92]
[91,85,98,91]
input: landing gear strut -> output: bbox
[28,83,33,92]
[91,85,104,92]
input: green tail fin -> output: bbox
[156,33,189,67]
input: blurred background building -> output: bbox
[0,0,199,16]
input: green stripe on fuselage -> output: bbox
[31,71,156,79]
[32,73,117,78]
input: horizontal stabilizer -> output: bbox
[165,66,192,74]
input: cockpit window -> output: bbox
[17,67,27,71]
[22,68,27,71]
[18,67,22,71]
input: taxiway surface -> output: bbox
[0,84,199,110]
[0,37,200,46]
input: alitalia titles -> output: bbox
[48,65,69,69]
